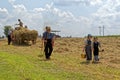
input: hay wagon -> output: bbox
[12,26,38,45]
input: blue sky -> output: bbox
[0,0,120,37]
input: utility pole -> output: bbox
[103,25,105,36]
[99,26,102,36]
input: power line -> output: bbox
[99,26,101,36]
[103,25,105,36]
[98,25,105,36]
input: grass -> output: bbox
[96,35,120,38]
[0,37,120,80]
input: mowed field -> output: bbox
[0,37,120,80]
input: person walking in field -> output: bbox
[42,26,55,60]
[83,34,93,62]
[93,37,101,62]
[7,29,12,45]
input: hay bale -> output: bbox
[12,27,38,45]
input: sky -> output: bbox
[0,0,120,37]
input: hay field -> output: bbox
[0,37,120,80]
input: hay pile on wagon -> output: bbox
[12,27,38,45]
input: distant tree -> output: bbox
[4,25,12,37]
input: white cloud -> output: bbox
[91,0,120,35]
[0,8,10,36]
[54,0,84,6]
[33,8,46,12]
[0,0,120,37]
[13,4,27,11]
[54,0,103,6]
[46,2,54,10]
[28,3,92,37]
[0,8,8,14]
[93,0,120,17]
[0,8,9,20]
[0,2,101,37]
[90,0,103,6]
[8,0,15,5]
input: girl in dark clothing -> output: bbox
[93,37,101,62]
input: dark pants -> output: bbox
[93,49,99,56]
[93,48,99,61]
[85,46,92,60]
[44,39,53,59]
[8,35,11,45]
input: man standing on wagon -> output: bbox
[16,19,23,27]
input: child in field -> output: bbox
[83,34,93,61]
[93,37,101,62]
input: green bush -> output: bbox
[4,25,12,37]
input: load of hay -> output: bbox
[12,27,38,45]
